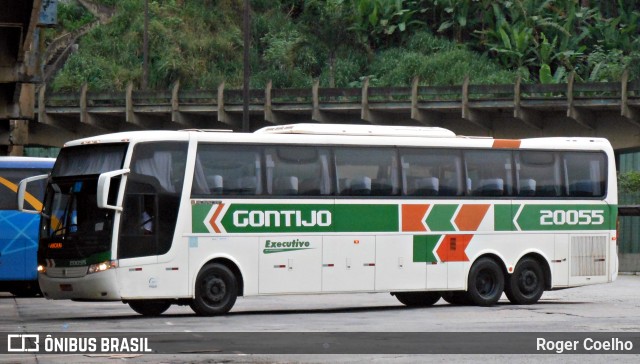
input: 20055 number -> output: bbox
[539,210,605,226]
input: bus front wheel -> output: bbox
[128,300,171,316]
[190,263,238,316]
[394,292,441,307]
[504,258,544,305]
[467,258,504,306]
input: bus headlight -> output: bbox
[87,260,117,274]
[37,265,46,273]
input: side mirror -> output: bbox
[97,169,130,211]
[17,174,49,213]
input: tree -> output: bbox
[295,0,369,87]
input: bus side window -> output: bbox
[464,150,513,197]
[564,152,606,198]
[334,147,399,197]
[192,144,263,197]
[516,151,562,197]
[400,149,462,197]
[265,146,332,196]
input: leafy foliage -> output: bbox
[619,171,640,194]
[50,0,640,91]
[56,1,96,31]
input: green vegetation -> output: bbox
[50,0,640,92]
[619,171,640,194]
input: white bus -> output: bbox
[19,124,618,316]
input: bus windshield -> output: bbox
[39,144,127,261]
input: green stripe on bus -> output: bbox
[192,203,212,233]
[515,204,612,231]
[191,202,615,234]
[494,204,517,231]
[333,204,398,232]
[413,235,440,263]
[192,203,399,234]
[425,204,457,231]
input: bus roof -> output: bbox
[61,126,613,152]
[256,124,457,138]
[0,156,56,169]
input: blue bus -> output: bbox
[0,157,55,296]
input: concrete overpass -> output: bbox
[4,72,638,150]
[0,0,57,155]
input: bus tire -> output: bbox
[394,292,441,307]
[467,258,504,306]
[441,291,472,305]
[505,258,544,305]
[190,263,238,316]
[10,281,42,297]
[128,300,171,316]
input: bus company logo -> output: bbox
[233,210,331,228]
[7,334,39,352]
[263,239,312,254]
[199,203,333,234]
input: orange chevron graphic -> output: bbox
[454,204,490,231]
[401,204,430,232]
[209,203,225,233]
[436,234,472,262]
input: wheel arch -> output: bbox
[193,255,245,297]
[470,252,509,279]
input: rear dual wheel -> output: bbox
[504,258,545,305]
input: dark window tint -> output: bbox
[119,142,187,259]
[565,152,606,197]
[516,151,563,197]
[465,150,513,196]
[53,144,126,177]
[265,146,332,196]
[191,144,263,196]
[335,147,399,196]
[400,149,463,196]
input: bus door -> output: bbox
[116,142,188,298]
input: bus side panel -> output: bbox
[322,235,375,292]
[376,235,427,291]
[258,236,322,294]
[0,212,39,281]
[553,234,569,287]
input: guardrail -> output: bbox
[36,71,640,130]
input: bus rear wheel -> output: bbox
[128,300,171,316]
[505,258,544,305]
[190,263,238,316]
[394,292,441,307]
[467,258,504,306]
